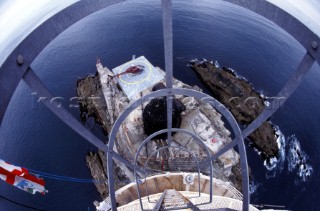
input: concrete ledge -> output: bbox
[114,172,242,206]
[118,191,258,211]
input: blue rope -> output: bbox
[27,168,106,183]
[30,169,91,180]
[24,167,138,184]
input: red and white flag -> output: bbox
[0,159,47,194]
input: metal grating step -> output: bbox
[153,189,200,211]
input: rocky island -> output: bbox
[190,60,279,160]
[76,57,279,200]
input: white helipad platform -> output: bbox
[112,56,164,99]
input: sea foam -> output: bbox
[287,135,313,182]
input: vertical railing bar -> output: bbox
[162,0,174,146]
[167,96,173,145]
[162,0,173,88]
[107,149,117,210]
[236,136,250,211]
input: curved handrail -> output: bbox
[133,128,214,208]
[107,88,248,210]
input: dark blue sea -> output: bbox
[1,0,319,210]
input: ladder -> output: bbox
[152,189,200,211]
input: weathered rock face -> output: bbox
[86,152,108,198]
[249,122,278,159]
[190,61,279,159]
[77,74,111,134]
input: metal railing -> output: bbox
[0,0,319,210]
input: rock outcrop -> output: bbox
[77,74,111,134]
[190,60,279,160]
[86,152,108,198]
